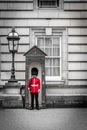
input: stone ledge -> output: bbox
[0,94,22,100]
[46,94,87,96]
[46,95,87,108]
[46,85,87,88]
[4,82,21,88]
[2,100,23,108]
[0,94,23,108]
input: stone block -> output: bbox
[68,72,87,79]
[64,3,87,10]
[68,54,87,61]
[0,3,33,10]
[46,88,87,95]
[46,95,87,108]
[68,37,87,44]
[49,20,70,26]
[1,72,25,80]
[70,20,87,27]
[68,28,80,35]
[18,45,29,53]
[2,98,23,108]
[0,81,23,108]
[68,81,87,86]
[68,45,87,52]
[68,63,87,70]
[1,62,25,71]
[59,12,80,18]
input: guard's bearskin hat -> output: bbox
[31,67,38,76]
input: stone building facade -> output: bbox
[0,0,87,107]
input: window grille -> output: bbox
[38,0,59,8]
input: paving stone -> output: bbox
[0,108,87,130]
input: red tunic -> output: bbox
[27,77,40,93]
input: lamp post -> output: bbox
[7,27,20,82]
[3,27,23,108]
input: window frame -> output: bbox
[38,0,59,8]
[36,0,63,10]
[36,35,62,81]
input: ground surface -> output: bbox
[0,108,87,130]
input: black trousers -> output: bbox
[31,93,39,108]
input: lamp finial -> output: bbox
[12,27,15,32]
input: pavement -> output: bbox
[0,108,87,130]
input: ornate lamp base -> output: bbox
[4,81,20,94]
[2,81,23,108]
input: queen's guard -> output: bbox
[27,67,40,110]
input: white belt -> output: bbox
[31,84,38,87]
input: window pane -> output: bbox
[53,48,60,56]
[53,37,60,56]
[45,67,51,76]
[53,67,60,76]
[45,38,52,56]
[45,58,52,66]
[45,37,52,47]
[45,58,51,66]
[37,38,44,47]
[53,58,60,66]
[53,37,60,47]
[45,47,52,56]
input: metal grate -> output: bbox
[38,0,59,8]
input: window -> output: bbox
[38,0,59,8]
[37,36,61,80]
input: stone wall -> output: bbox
[0,0,87,107]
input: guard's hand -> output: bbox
[38,89,40,93]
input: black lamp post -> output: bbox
[7,27,20,82]
[3,27,22,108]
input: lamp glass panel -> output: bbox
[8,41,13,51]
[14,40,18,51]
